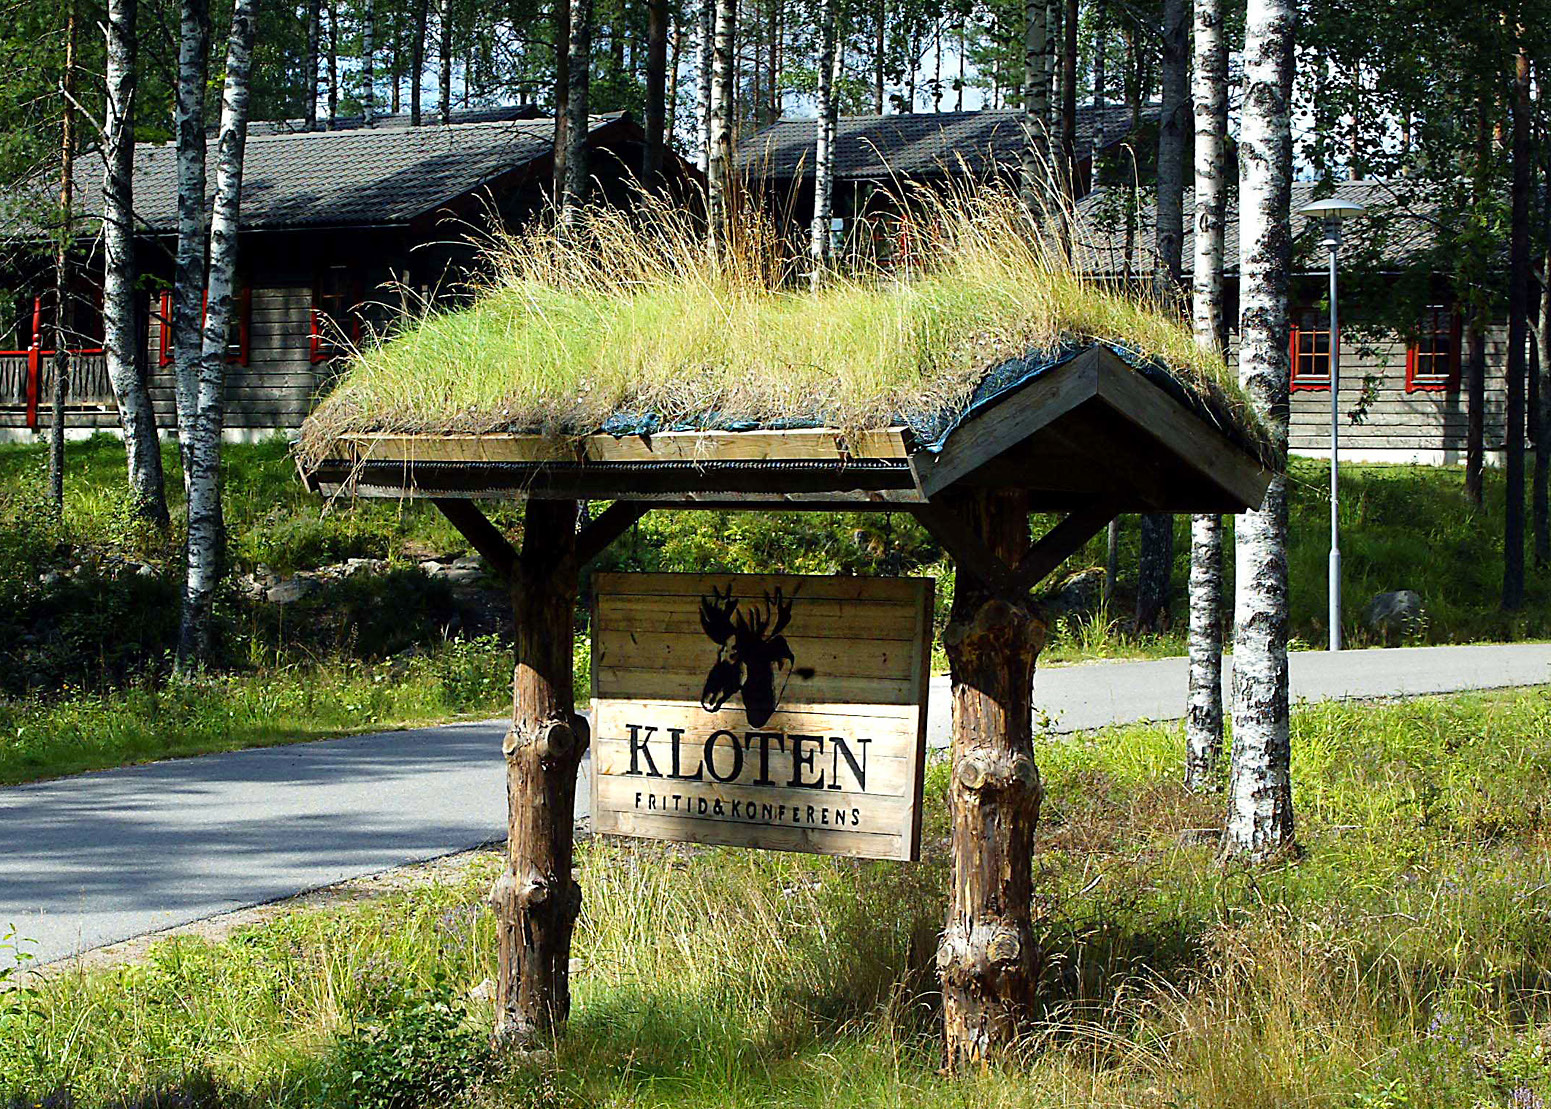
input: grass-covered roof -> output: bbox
[296,186,1266,468]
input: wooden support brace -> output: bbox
[574,501,650,567]
[1012,500,1119,594]
[433,498,518,581]
[913,499,1117,600]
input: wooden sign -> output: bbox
[590,572,933,861]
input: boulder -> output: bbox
[1042,566,1106,620]
[1365,589,1424,645]
[266,575,324,605]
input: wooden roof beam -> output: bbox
[911,498,1118,603]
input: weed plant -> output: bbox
[5,689,1550,1108]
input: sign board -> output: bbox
[590,572,933,861]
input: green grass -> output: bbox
[0,637,514,785]
[297,186,1254,458]
[6,688,1551,1108]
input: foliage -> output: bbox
[298,184,1257,458]
[324,976,492,1109]
[4,689,1551,1107]
[0,638,511,785]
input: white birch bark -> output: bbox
[1019,0,1048,213]
[810,0,837,274]
[178,0,258,671]
[707,0,736,246]
[103,0,170,528]
[1224,0,1295,861]
[561,0,592,220]
[1185,0,1227,791]
[172,0,210,493]
[362,0,375,125]
[696,0,712,172]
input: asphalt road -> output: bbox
[3,642,1547,969]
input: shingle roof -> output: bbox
[245,105,543,136]
[736,104,1156,181]
[1073,179,1447,277]
[69,113,622,234]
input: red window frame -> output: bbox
[1289,308,1332,392]
[310,267,364,363]
[157,286,251,367]
[1404,305,1462,393]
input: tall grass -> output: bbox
[6,689,1550,1108]
[298,184,1256,461]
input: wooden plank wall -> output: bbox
[1285,324,1507,458]
[0,285,328,433]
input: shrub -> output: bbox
[325,976,491,1109]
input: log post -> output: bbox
[936,489,1046,1068]
[491,498,588,1047]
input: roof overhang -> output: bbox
[301,345,1273,516]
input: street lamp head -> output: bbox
[1298,197,1367,221]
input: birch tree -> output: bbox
[810,0,837,274]
[304,0,320,126]
[560,0,592,217]
[1135,0,1190,637]
[1185,0,1227,791]
[362,0,375,125]
[707,0,736,244]
[1019,0,1048,213]
[47,0,77,512]
[644,0,667,181]
[102,0,170,529]
[1224,0,1295,862]
[179,0,259,671]
[172,0,209,492]
[696,0,711,171]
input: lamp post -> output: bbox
[1298,196,1365,652]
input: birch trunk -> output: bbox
[1019,0,1048,213]
[177,0,257,672]
[172,0,209,493]
[439,0,452,121]
[561,0,592,219]
[411,0,427,124]
[696,0,712,171]
[103,0,170,529]
[48,0,78,512]
[810,0,837,274]
[304,0,320,127]
[1224,0,1294,863]
[707,0,737,246]
[644,0,667,182]
[1185,0,1227,791]
[1503,42,1530,612]
[937,490,1044,1068]
[492,500,587,1046]
[362,0,375,125]
[1536,247,1550,569]
[553,0,570,194]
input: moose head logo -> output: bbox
[698,584,811,727]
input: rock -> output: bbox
[420,560,445,576]
[38,569,64,588]
[266,575,323,605]
[451,555,483,571]
[341,557,387,576]
[468,977,494,1002]
[1042,566,1106,620]
[133,562,157,578]
[1365,589,1424,645]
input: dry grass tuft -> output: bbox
[296,182,1259,466]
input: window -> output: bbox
[311,266,361,362]
[157,287,251,367]
[1289,308,1332,391]
[1405,305,1461,393]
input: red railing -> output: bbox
[2,298,107,429]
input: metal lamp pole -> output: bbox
[1298,196,1365,652]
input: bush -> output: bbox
[326,977,491,1109]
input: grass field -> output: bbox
[4,688,1549,1108]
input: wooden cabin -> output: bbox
[0,109,688,440]
[1074,179,1511,466]
[735,104,1156,259]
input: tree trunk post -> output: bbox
[937,490,1045,1069]
[492,498,588,1047]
